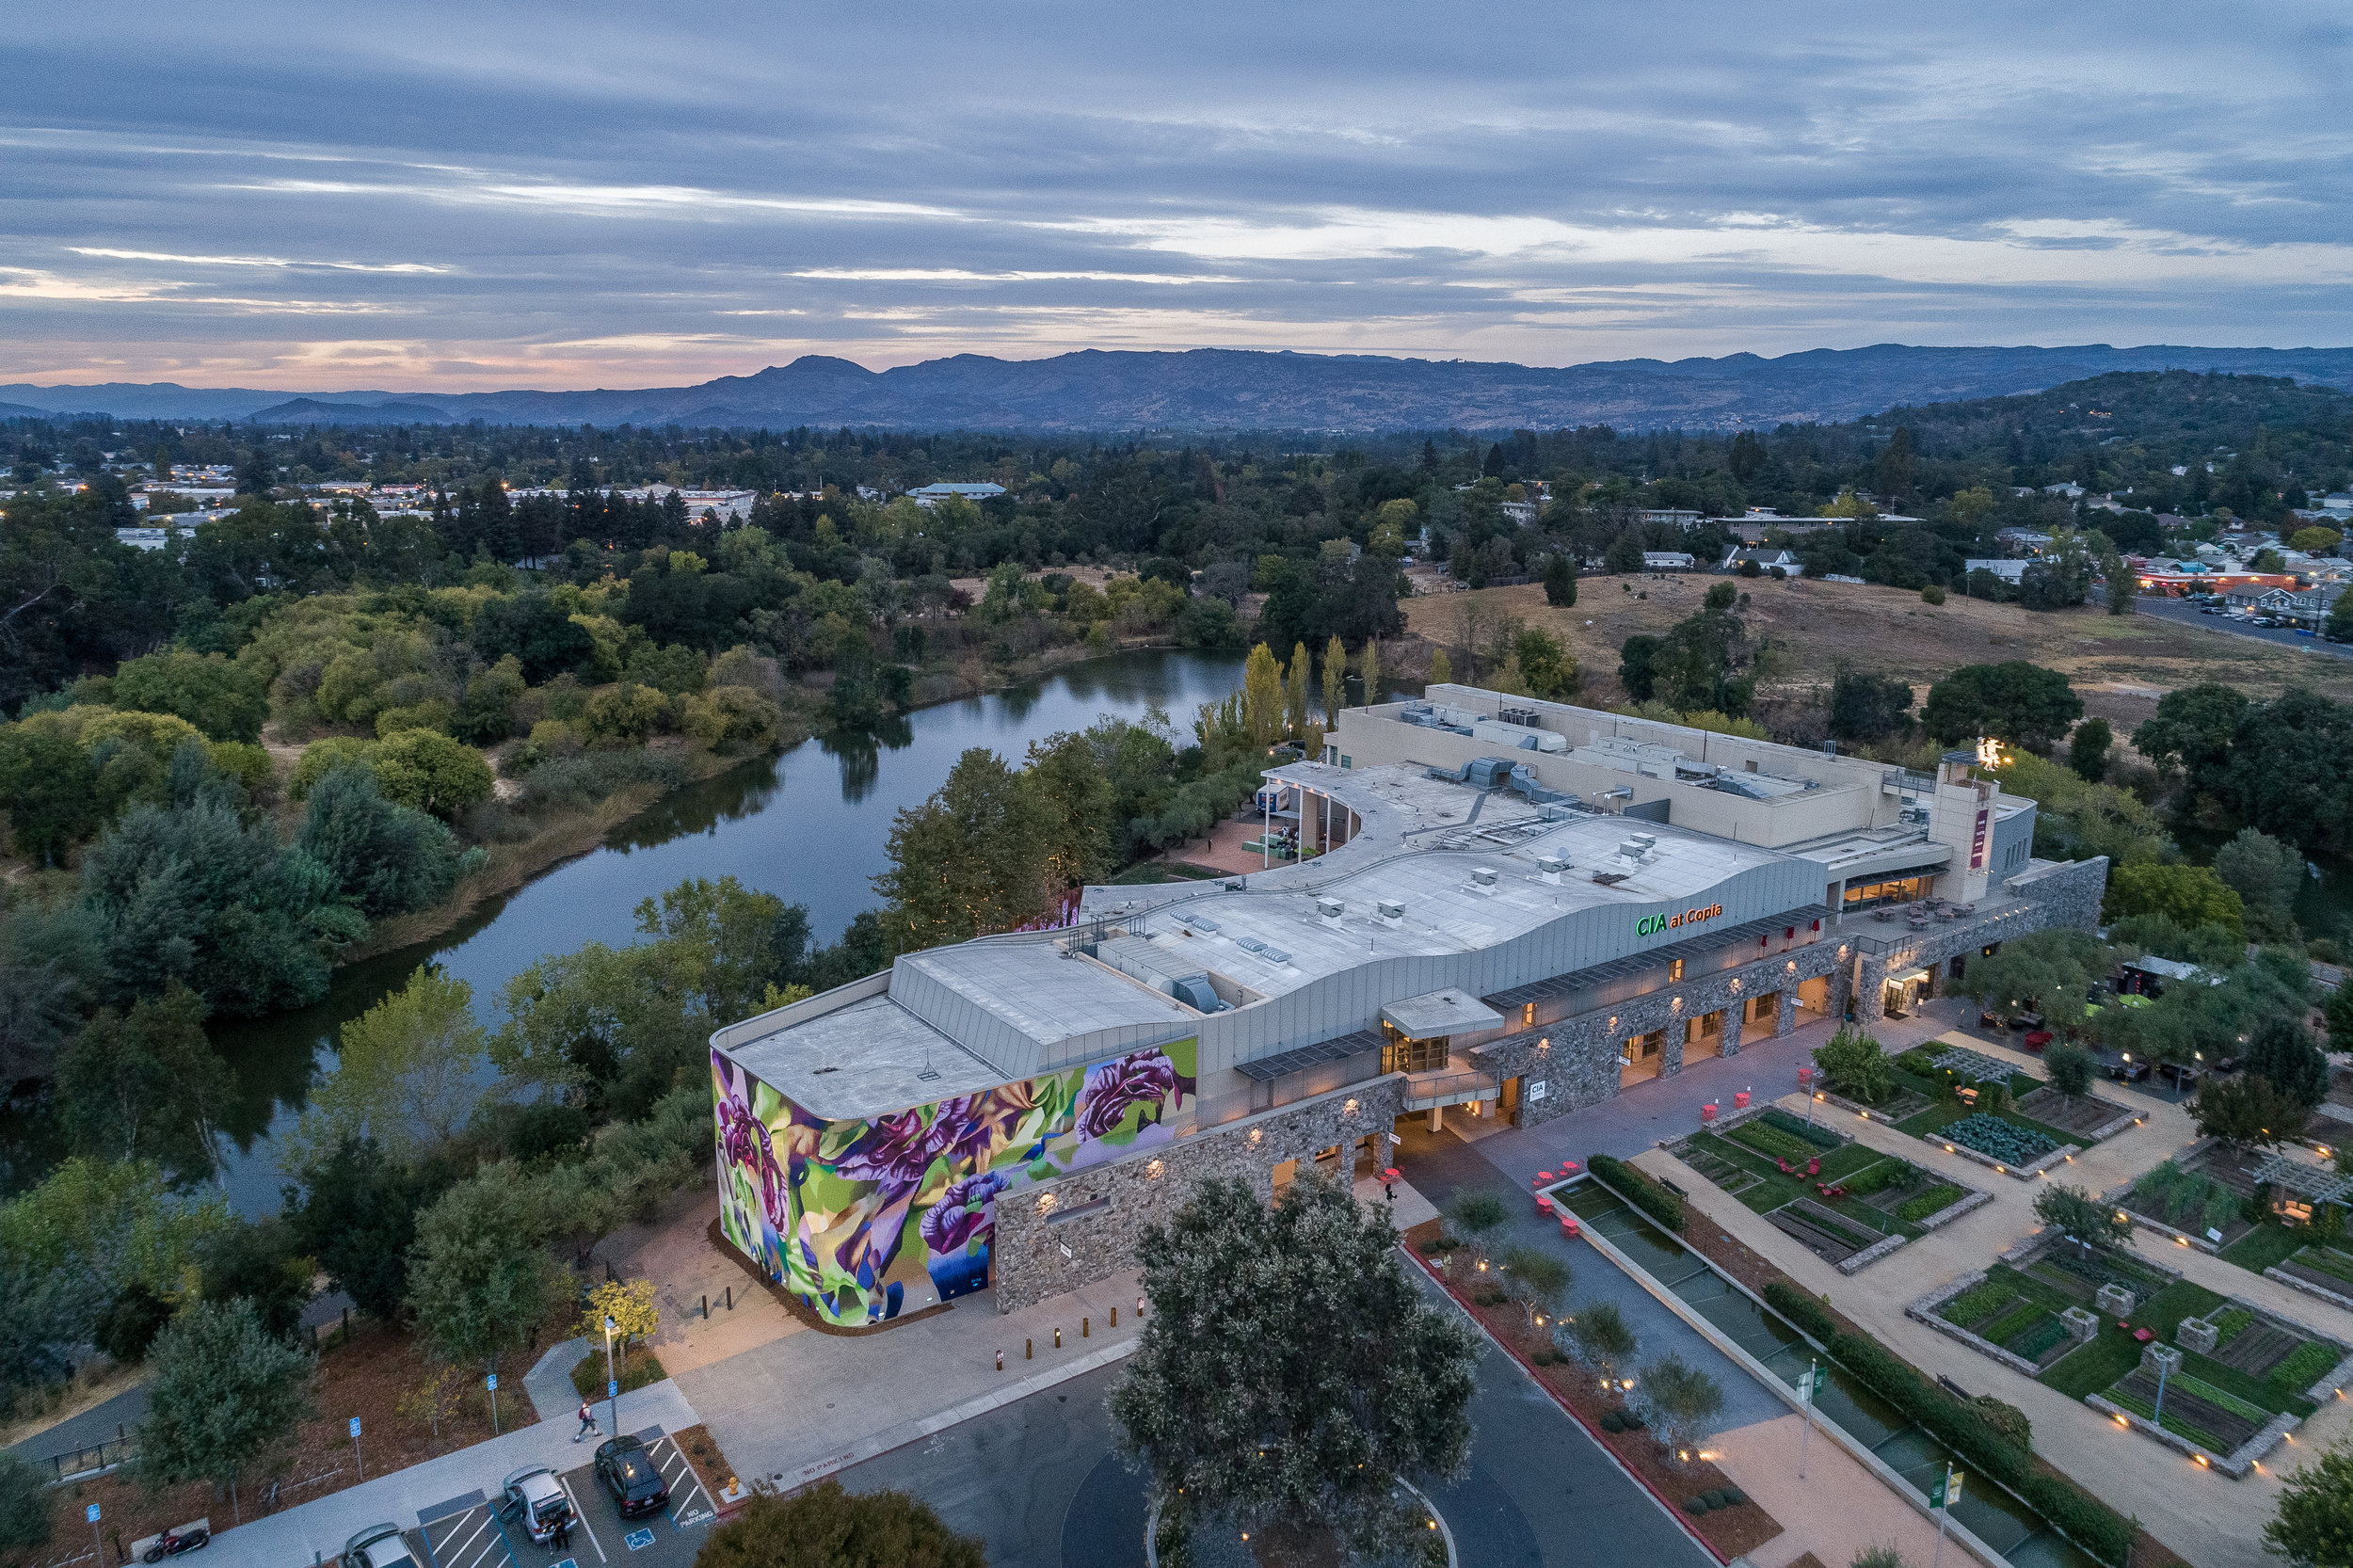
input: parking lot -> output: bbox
[2126,594,2353,658]
[411,1431,713,1568]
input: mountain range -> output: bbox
[7,343,2353,433]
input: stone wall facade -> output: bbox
[990,1075,1410,1314]
[1851,856,2108,1023]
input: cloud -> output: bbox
[70,248,448,273]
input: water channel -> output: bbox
[202,648,1270,1213]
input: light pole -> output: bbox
[603,1316,619,1440]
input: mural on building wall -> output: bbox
[712,1038,1197,1326]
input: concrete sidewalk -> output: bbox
[198,1379,698,1568]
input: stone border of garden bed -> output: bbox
[1905,1272,2046,1379]
[2265,1264,2353,1315]
[2083,1106,2144,1144]
[2209,1292,2353,1402]
[1681,1098,1857,1149]
[1922,1129,2079,1182]
[1838,1233,1910,1274]
[2101,1161,2230,1256]
[1995,1234,2185,1282]
[1915,1188,1997,1231]
[2081,1391,2278,1479]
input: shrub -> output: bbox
[1728,1120,1819,1163]
[583,681,671,744]
[2044,1042,2097,1097]
[1760,1106,1843,1148]
[1814,1025,1895,1103]
[371,729,493,819]
[291,736,380,800]
[680,686,783,751]
[1762,1280,1838,1344]
[1589,1154,1684,1233]
[1944,1114,2057,1164]
[1683,1496,1709,1515]
[1922,584,1946,605]
[515,748,688,812]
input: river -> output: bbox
[200,648,1277,1213]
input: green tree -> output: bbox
[0,1448,50,1553]
[2100,547,2133,616]
[2104,862,2245,938]
[1544,552,1578,607]
[1446,1191,1509,1255]
[0,721,102,864]
[57,982,234,1180]
[1285,641,1311,742]
[1604,534,1644,574]
[1023,731,1116,895]
[1952,927,2113,1033]
[1618,633,1660,702]
[2069,717,2112,783]
[372,729,494,819]
[2131,682,2248,786]
[1638,1352,1724,1462]
[2246,1017,2330,1110]
[294,966,489,1163]
[1565,1299,1638,1383]
[1652,604,1760,717]
[111,648,270,743]
[694,1481,986,1568]
[872,747,1053,952]
[1499,1244,1571,1330]
[284,1135,448,1320]
[632,874,792,1022]
[1241,643,1287,747]
[1828,664,1913,744]
[197,1216,314,1344]
[2267,1439,2353,1567]
[2193,1074,2308,1149]
[2044,1042,2097,1098]
[1427,647,1453,685]
[1921,663,2083,752]
[406,1166,565,1369]
[297,765,462,919]
[2214,827,2302,942]
[2215,689,2353,856]
[137,1298,313,1513]
[2033,1184,2132,1256]
[1321,634,1347,722]
[2327,591,2353,645]
[1513,628,1577,699]
[1813,1026,1893,1103]
[1110,1176,1477,1559]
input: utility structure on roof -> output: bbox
[709,684,2105,1329]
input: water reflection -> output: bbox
[200,648,1256,1212]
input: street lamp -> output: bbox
[602,1316,619,1440]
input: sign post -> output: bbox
[88,1502,102,1565]
[1929,1466,1962,1568]
[1796,1361,1826,1478]
[487,1372,500,1434]
[350,1416,364,1482]
[604,1316,620,1440]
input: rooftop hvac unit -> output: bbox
[1172,974,1221,1014]
[1497,706,1542,727]
[1262,948,1291,965]
[1316,897,1345,920]
[1536,855,1570,883]
[1236,936,1268,953]
[1377,899,1406,922]
[1470,867,1498,888]
[1185,913,1222,933]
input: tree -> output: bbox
[2132,682,2248,785]
[1828,664,1912,744]
[2214,689,2353,856]
[2247,1017,2330,1110]
[1544,552,1578,607]
[472,592,598,683]
[1499,1244,1571,1331]
[1604,535,1644,574]
[2215,827,2302,941]
[295,966,489,1162]
[1110,1176,1478,1559]
[1446,1191,1509,1256]
[1241,643,1287,748]
[1652,604,1760,717]
[1321,634,1347,722]
[579,1276,661,1351]
[1953,927,2112,1033]
[371,729,494,820]
[57,982,234,1180]
[1618,634,1660,701]
[1285,641,1311,742]
[694,1482,985,1568]
[0,721,102,864]
[2267,1439,2353,1567]
[197,1217,313,1343]
[1021,731,1116,895]
[1920,663,2083,752]
[1565,1299,1638,1382]
[111,649,270,743]
[1427,647,1453,685]
[284,1134,447,1320]
[872,747,1054,951]
[137,1298,313,1514]
[1639,1352,1724,1461]
[2033,1184,2132,1256]
[1813,1026,1894,1104]
[0,1448,50,1553]
[2100,547,2133,616]
[297,765,462,919]
[2104,863,2245,939]
[2328,591,2353,645]
[2192,1075,2308,1149]
[2069,718,2112,784]
[1513,628,1577,700]
[2044,1042,2097,1098]
[406,1166,565,1369]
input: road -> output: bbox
[2113,593,2353,658]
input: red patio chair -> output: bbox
[1805,1158,1820,1177]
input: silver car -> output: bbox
[501,1465,575,1544]
[344,1527,416,1568]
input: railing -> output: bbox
[39,1433,134,1485]
[1400,1067,1496,1108]
[1852,897,2039,961]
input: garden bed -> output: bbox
[2014,1085,2139,1141]
[1672,1129,1957,1271]
[2121,1152,2257,1251]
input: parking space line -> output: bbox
[559,1477,607,1564]
[645,1438,712,1528]
[444,1512,497,1568]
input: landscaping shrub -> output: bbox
[516,747,689,811]
[1896,1184,1967,1224]
[1683,1496,1709,1514]
[1814,1025,1896,1103]
[1727,1120,1819,1163]
[1589,1154,1685,1233]
[1720,1487,1745,1505]
[1702,1489,1728,1509]
[1759,1106,1843,1149]
[1762,1280,1838,1343]
[1944,1113,2057,1164]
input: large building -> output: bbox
[709,685,2105,1328]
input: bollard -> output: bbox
[1082,1317,1090,1338]
[1111,1305,1117,1327]
[996,1350,1003,1371]
[1734,1090,1751,1111]
[726,1286,733,1310]
[1054,1326,1063,1349]
[701,1295,709,1320]
[1026,1337,1033,1360]
[1536,1194,1554,1215]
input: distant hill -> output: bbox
[6,343,2353,432]
[0,400,48,420]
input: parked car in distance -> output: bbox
[2201,606,2222,615]
[2022,1030,2054,1052]
[594,1435,670,1519]
[344,1527,416,1568]
[501,1466,574,1544]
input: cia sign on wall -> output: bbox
[1636,903,1723,938]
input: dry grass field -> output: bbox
[1401,575,2353,735]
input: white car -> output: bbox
[344,1527,416,1568]
[501,1465,575,1544]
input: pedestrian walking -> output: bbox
[574,1400,596,1442]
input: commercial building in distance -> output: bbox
[709,685,2103,1327]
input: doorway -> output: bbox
[1684,1009,1725,1062]
[1796,975,1830,1023]
[1621,1030,1666,1087]
[1741,992,1782,1044]
[1882,969,1929,1018]
[1499,1075,1522,1121]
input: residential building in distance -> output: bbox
[708,686,2101,1329]
[1962,558,2029,584]
[1641,552,1696,570]
[1725,546,1805,575]
[906,481,1008,508]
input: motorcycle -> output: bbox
[141,1525,211,1562]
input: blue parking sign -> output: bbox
[87,1504,101,1524]
[349,1416,362,1438]
[486,1373,498,1391]
[608,1379,618,1398]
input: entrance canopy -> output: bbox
[1382,989,1505,1038]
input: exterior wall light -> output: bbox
[1729,979,1742,992]
[1342,1098,1359,1116]
[1785,960,1798,975]
[1608,1016,1618,1032]
[1537,1036,1551,1051]
[1837,945,1849,960]
[1146,1159,1165,1180]
[1249,1128,1264,1146]
[1671,996,1684,1013]
[1037,1192,1057,1215]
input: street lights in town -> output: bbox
[602,1315,619,1440]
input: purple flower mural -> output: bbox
[920,1169,1008,1303]
[1074,1048,1181,1140]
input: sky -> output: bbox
[3,1,2349,391]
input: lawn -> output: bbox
[1685,1129,1927,1244]
[2220,1223,2311,1276]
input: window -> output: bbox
[1843,874,1929,910]
[1340,754,1353,769]
[1668,958,1685,982]
[1380,1021,1449,1074]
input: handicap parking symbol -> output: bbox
[624,1529,656,1552]
[552,1560,577,1568]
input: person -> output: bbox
[553,1520,571,1553]
[574,1400,596,1442]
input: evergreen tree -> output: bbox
[872,748,1054,950]
[1241,644,1286,748]
[56,982,232,1179]
[137,1299,313,1513]
[1544,552,1578,607]
[1321,634,1347,722]
[1285,641,1310,741]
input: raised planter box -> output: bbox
[1905,1272,2043,1378]
[1922,1128,2078,1181]
[2265,1264,2353,1316]
[1913,1188,1995,1231]
[1837,1233,1910,1274]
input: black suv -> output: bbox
[593,1435,670,1519]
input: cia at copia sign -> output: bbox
[1636,903,1723,938]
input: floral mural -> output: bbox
[712,1038,1197,1326]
